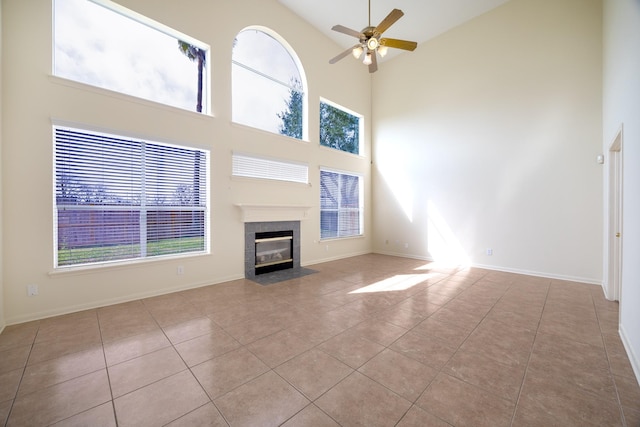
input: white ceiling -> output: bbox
[277,0,511,61]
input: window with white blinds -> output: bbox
[320,169,363,239]
[232,152,308,184]
[54,126,208,267]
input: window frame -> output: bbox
[53,124,210,269]
[319,168,364,240]
[53,0,211,114]
[231,26,308,140]
[319,98,364,156]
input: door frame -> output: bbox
[607,125,623,301]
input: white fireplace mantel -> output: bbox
[235,204,312,223]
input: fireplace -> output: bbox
[245,221,300,280]
[255,230,293,274]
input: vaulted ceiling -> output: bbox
[278,0,511,61]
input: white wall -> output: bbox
[603,0,640,381]
[0,2,5,333]
[372,0,603,283]
[1,0,372,324]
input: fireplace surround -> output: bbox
[244,221,300,280]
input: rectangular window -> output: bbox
[232,152,308,184]
[320,169,363,239]
[54,126,208,267]
[319,99,362,155]
[54,0,209,113]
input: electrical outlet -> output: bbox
[177,265,184,275]
[27,284,38,296]
[404,243,409,249]
[486,248,493,256]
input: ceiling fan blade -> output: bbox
[374,9,404,35]
[329,44,360,64]
[331,25,363,39]
[369,51,378,73]
[380,38,418,51]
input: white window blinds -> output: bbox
[54,126,208,267]
[320,169,363,239]
[232,152,308,184]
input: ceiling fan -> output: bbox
[329,0,418,73]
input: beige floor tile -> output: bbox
[0,322,39,352]
[316,371,412,427]
[286,318,347,345]
[416,373,515,427]
[19,347,105,396]
[0,368,23,403]
[359,348,438,401]
[143,294,203,327]
[443,349,526,402]
[396,405,453,427]
[280,404,340,427]
[427,304,484,332]
[246,329,314,368]
[538,315,604,348]
[8,369,112,426]
[373,305,430,329]
[349,318,408,346]
[214,371,309,427]
[614,374,640,411]
[515,373,623,426]
[0,344,31,374]
[98,311,160,343]
[390,331,457,369]
[103,329,171,366]
[317,330,385,369]
[28,328,102,365]
[50,402,116,427]
[36,310,99,343]
[114,370,209,427]
[275,348,353,400]
[411,317,471,348]
[0,255,634,427]
[0,400,12,426]
[174,329,240,367]
[162,316,220,345]
[222,315,285,345]
[164,402,228,427]
[460,319,535,367]
[191,347,269,399]
[108,347,186,397]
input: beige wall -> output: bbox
[1,0,372,324]
[372,0,603,282]
[603,0,640,381]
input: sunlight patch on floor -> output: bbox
[349,273,437,294]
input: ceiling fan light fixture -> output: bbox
[352,45,364,59]
[378,45,388,57]
[363,51,373,65]
[367,37,379,50]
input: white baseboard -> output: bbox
[620,323,640,386]
[4,274,244,326]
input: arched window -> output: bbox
[232,27,307,140]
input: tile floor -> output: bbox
[0,254,638,426]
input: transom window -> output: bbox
[320,169,363,239]
[232,27,306,139]
[54,126,208,267]
[320,100,362,155]
[53,0,209,113]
